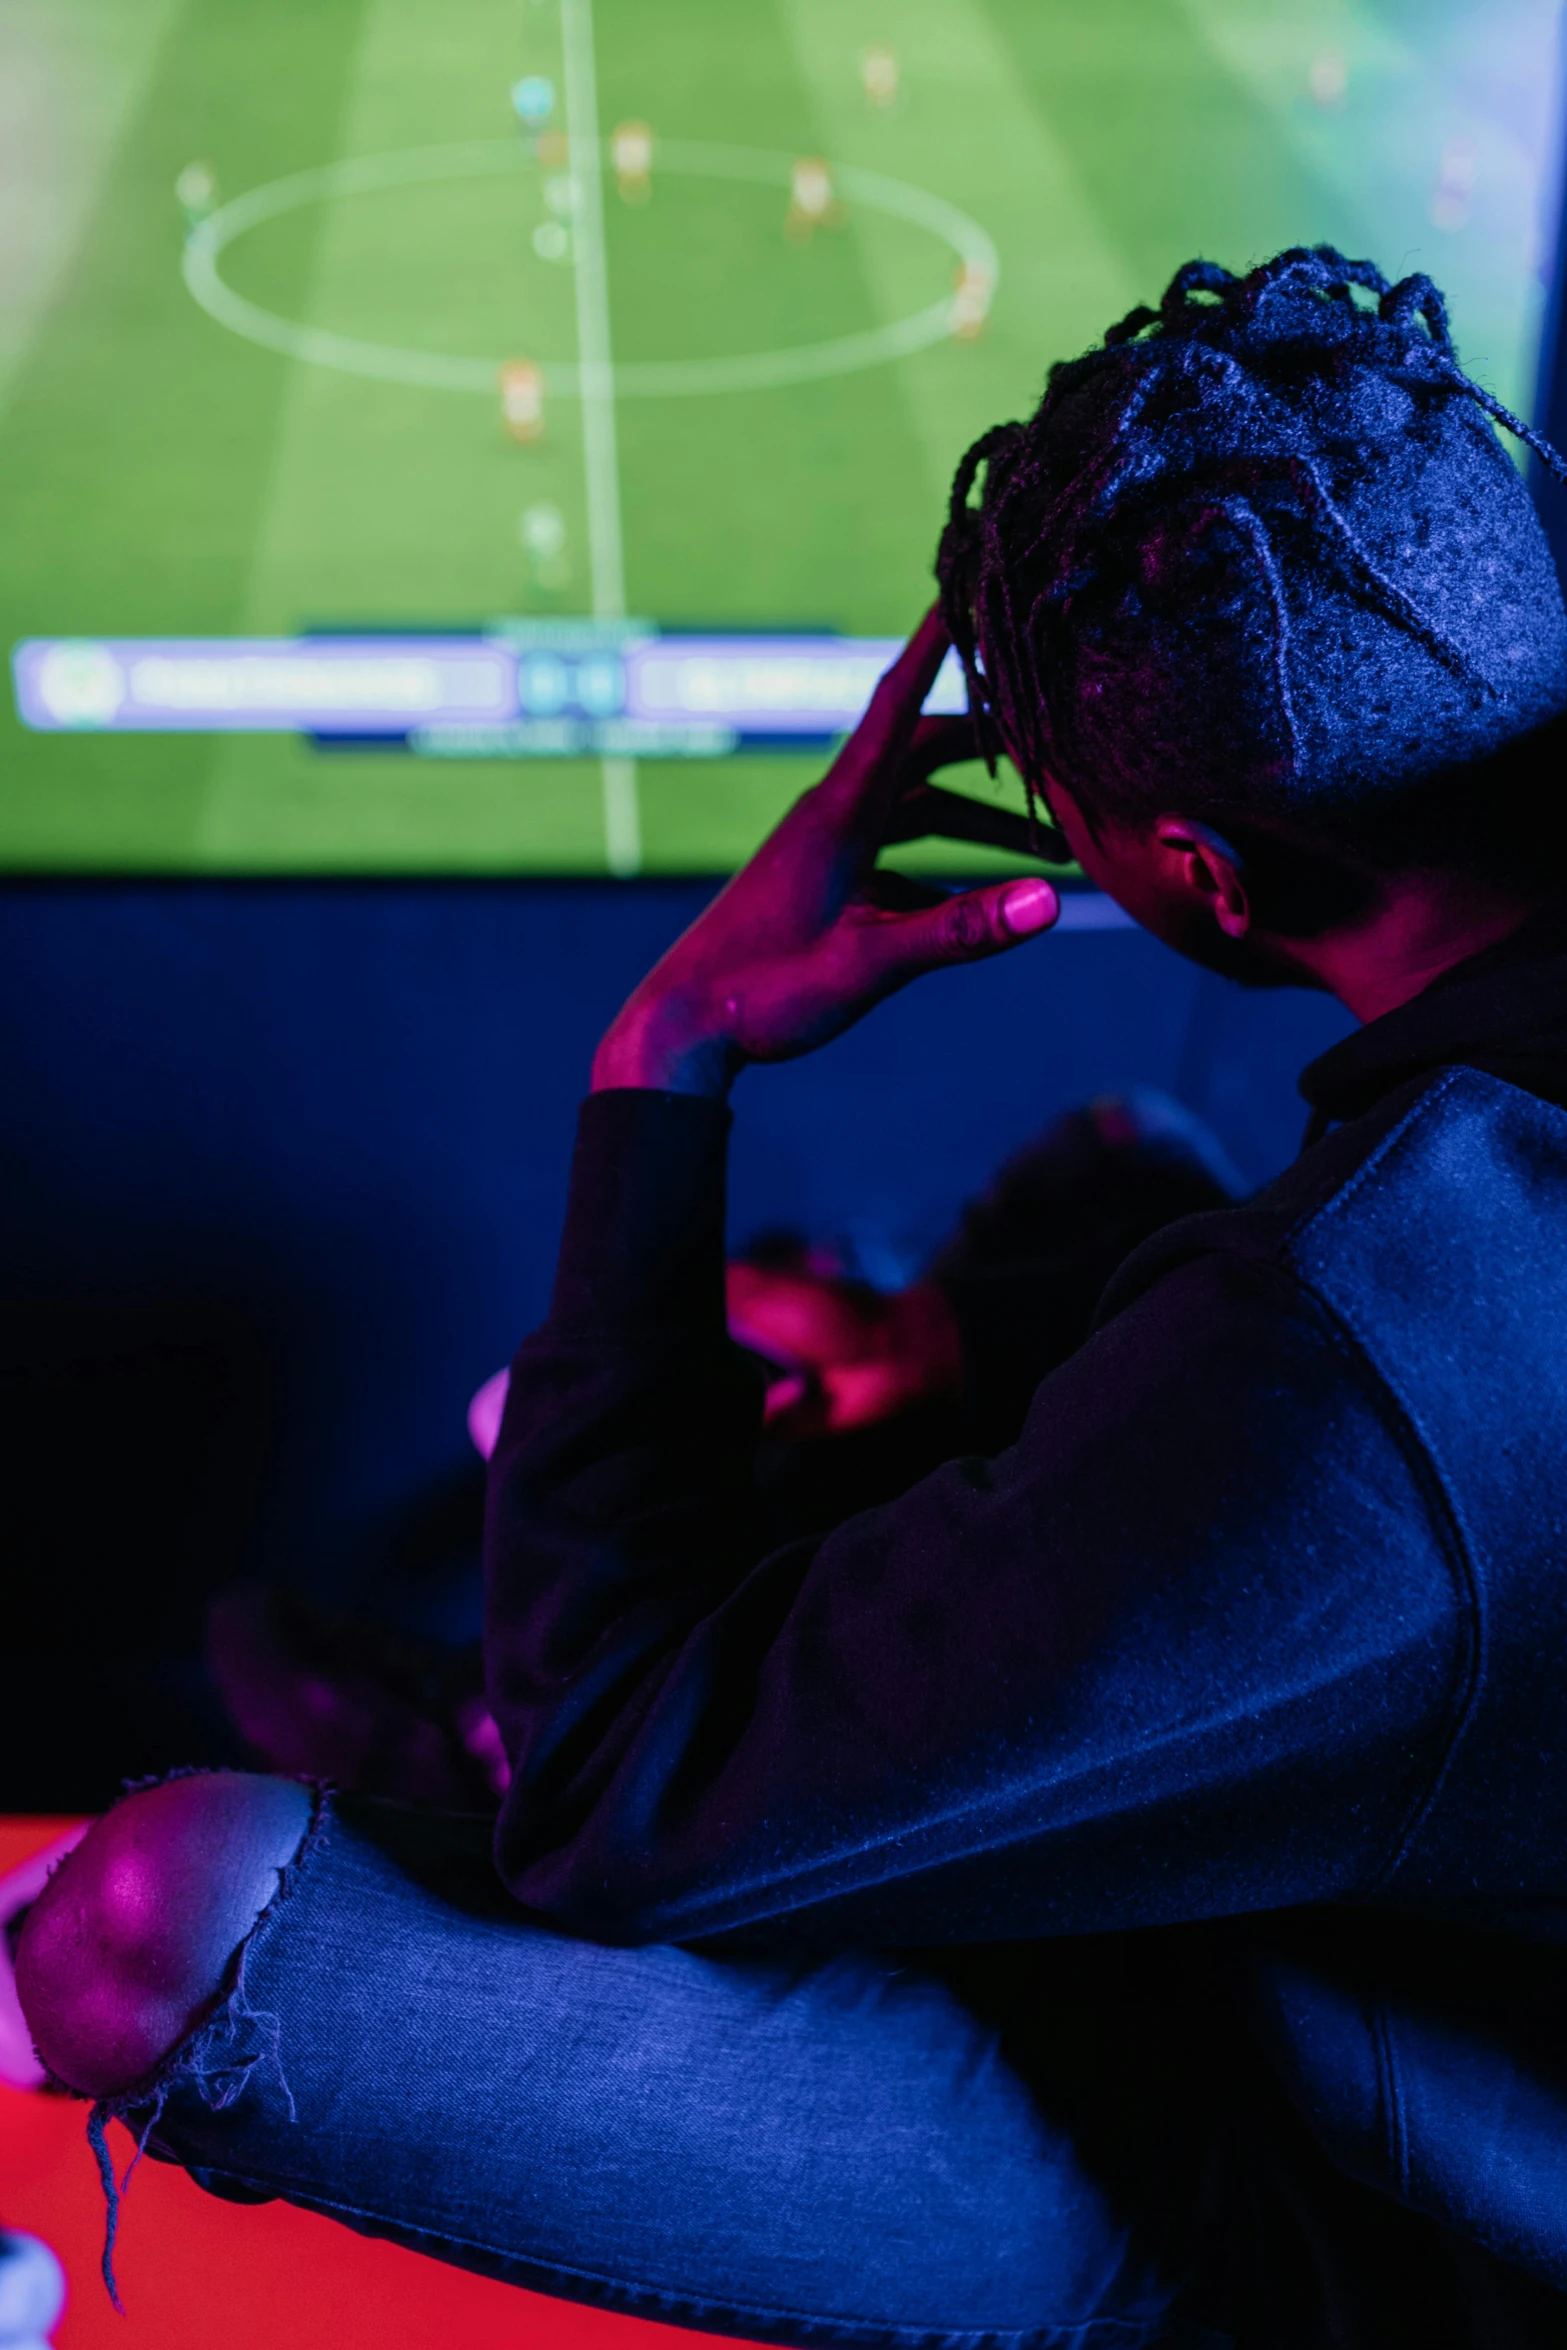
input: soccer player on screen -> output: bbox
[175,160,217,231]
[611,120,653,204]
[951,258,994,339]
[860,45,898,107]
[786,155,841,240]
[511,74,555,135]
[21,246,1567,2347]
[499,358,545,443]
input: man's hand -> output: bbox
[591,608,1060,1097]
[726,1261,964,1440]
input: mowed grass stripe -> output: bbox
[597,0,933,632]
[0,0,186,416]
[592,0,935,872]
[202,0,608,870]
[779,0,1137,502]
[215,0,582,632]
[981,0,1362,305]
[1179,0,1546,417]
[766,0,1130,881]
[0,0,372,868]
[204,0,929,870]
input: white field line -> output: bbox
[598,751,641,874]
[185,144,996,395]
[559,0,640,874]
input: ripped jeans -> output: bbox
[97,1791,1236,2350]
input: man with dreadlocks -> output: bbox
[19,249,1567,2347]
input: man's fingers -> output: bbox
[856,868,949,913]
[864,607,952,758]
[904,712,980,781]
[822,606,952,817]
[868,875,1059,980]
[882,782,1039,855]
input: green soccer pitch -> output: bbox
[0,0,1557,875]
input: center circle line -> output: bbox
[181,138,1000,400]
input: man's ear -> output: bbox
[1153,817,1251,939]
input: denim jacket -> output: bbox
[485,907,1567,2297]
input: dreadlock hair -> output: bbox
[936,246,1567,890]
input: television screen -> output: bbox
[3,0,1563,875]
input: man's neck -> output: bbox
[1273,875,1548,1024]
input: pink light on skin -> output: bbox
[468,1366,511,1460]
[0,1827,91,2091]
[453,1695,512,1795]
[470,1348,813,1450]
[469,1258,954,1458]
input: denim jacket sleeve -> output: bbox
[484,1089,1469,1947]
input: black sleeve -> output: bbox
[484,1092,1468,1948]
